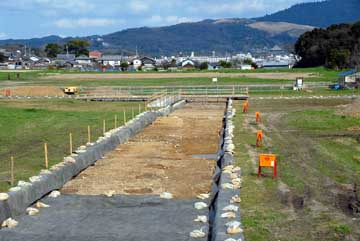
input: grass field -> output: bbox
[234,98,360,241]
[0,67,341,87]
[0,99,145,192]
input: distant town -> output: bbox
[0,45,296,71]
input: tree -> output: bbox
[219,60,232,68]
[66,39,90,57]
[120,61,129,71]
[0,52,6,63]
[45,43,63,58]
[199,62,209,70]
[326,49,350,69]
[243,58,253,65]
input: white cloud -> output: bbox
[129,1,149,13]
[147,15,196,26]
[54,18,121,28]
[0,33,8,39]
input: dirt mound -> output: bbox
[0,86,64,97]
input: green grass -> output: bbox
[233,99,360,240]
[0,99,145,192]
[0,67,342,87]
[288,109,360,131]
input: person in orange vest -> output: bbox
[256,130,263,147]
[256,112,261,124]
[243,100,249,113]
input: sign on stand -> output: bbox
[258,154,277,178]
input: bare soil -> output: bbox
[337,99,360,117]
[0,86,64,96]
[62,103,225,199]
[41,72,314,81]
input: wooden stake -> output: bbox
[10,156,14,186]
[145,102,147,111]
[103,119,106,134]
[69,133,73,154]
[114,115,117,129]
[139,104,141,114]
[44,143,48,169]
[123,110,127,125]
[132,108,134,119]
[87,126,91,144]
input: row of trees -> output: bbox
[295,21,360,69]
[45,39,90,58]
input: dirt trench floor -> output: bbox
[62,103,225,198]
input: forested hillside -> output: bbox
[257,0,360,27]
[295,21,360,68]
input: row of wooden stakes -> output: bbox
[6,103,152,187]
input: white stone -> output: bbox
[9,187,21,192]
[196,193,210,200]
[221,212,236,219]
[1,218,18,228]
[104,190,115,197]
[194,215,208,223]
[35,201,50,208]
[26,207,39,216]
[0,193,9,201]
[29,176,41,183]
[194,202,208,210]
[160,192,173,199]
[189,228,206,238]
[48,190,61,198]
[17,181,31,187]
[223,205,239,212]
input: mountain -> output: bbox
[0,19,313,56]
[92,19,313,55]
[257,0,360,28]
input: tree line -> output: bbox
[295,21,360,69]
[45,39,90,58]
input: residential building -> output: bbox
[338,70,360,88]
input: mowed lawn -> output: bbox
[233,98,360,241]
[0,99,145,192]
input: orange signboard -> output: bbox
[258,154,277,178]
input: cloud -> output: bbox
[147,15,196,26]
[0,33,8,39]
[129,1,149,13]
[54,18,121,28]
[35,0,95,13]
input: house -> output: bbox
[100,55,124,67]
[75,55,92,65]
[89,51,102,60]
[240,64,252,70]
[133,59,142,69]
[140,57,156,70]
[261,61,291,69]
[56,54,76,61]
[338,70,360,88]
[181,59,196,69]
[208,63,220,70]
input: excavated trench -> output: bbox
[0,102,229,241]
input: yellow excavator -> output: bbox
[63,87,79,95]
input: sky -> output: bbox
[0,0,316,39]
